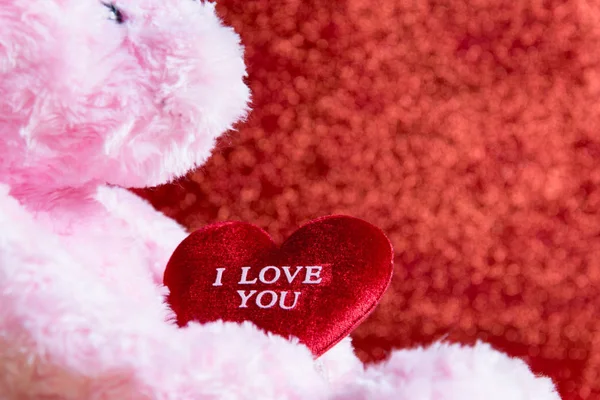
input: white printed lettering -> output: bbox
[256,290,278,308]
[259,266,281,284]
[279,291,301,310]
[303,266,323,284]
[237,290,257,308]
[212,268,226,286]
[239,266,258,284]
[281,266,303,284]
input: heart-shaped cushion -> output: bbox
[164,215,393,356]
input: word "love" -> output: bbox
[212,265,323,310]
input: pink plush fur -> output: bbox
[0,1,561,398]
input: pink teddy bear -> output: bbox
[0,1,561,398]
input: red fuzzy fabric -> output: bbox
[163,216,393,356]
[137,1,600,398]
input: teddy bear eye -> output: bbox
[103,2,125,24]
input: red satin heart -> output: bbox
[164,215,393,356]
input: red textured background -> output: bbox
[137,1,600,398]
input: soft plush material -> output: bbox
[140,0,600,398]
[0,0,561,398]
[163,216,394,356]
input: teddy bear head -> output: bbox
[0,0,249,189]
